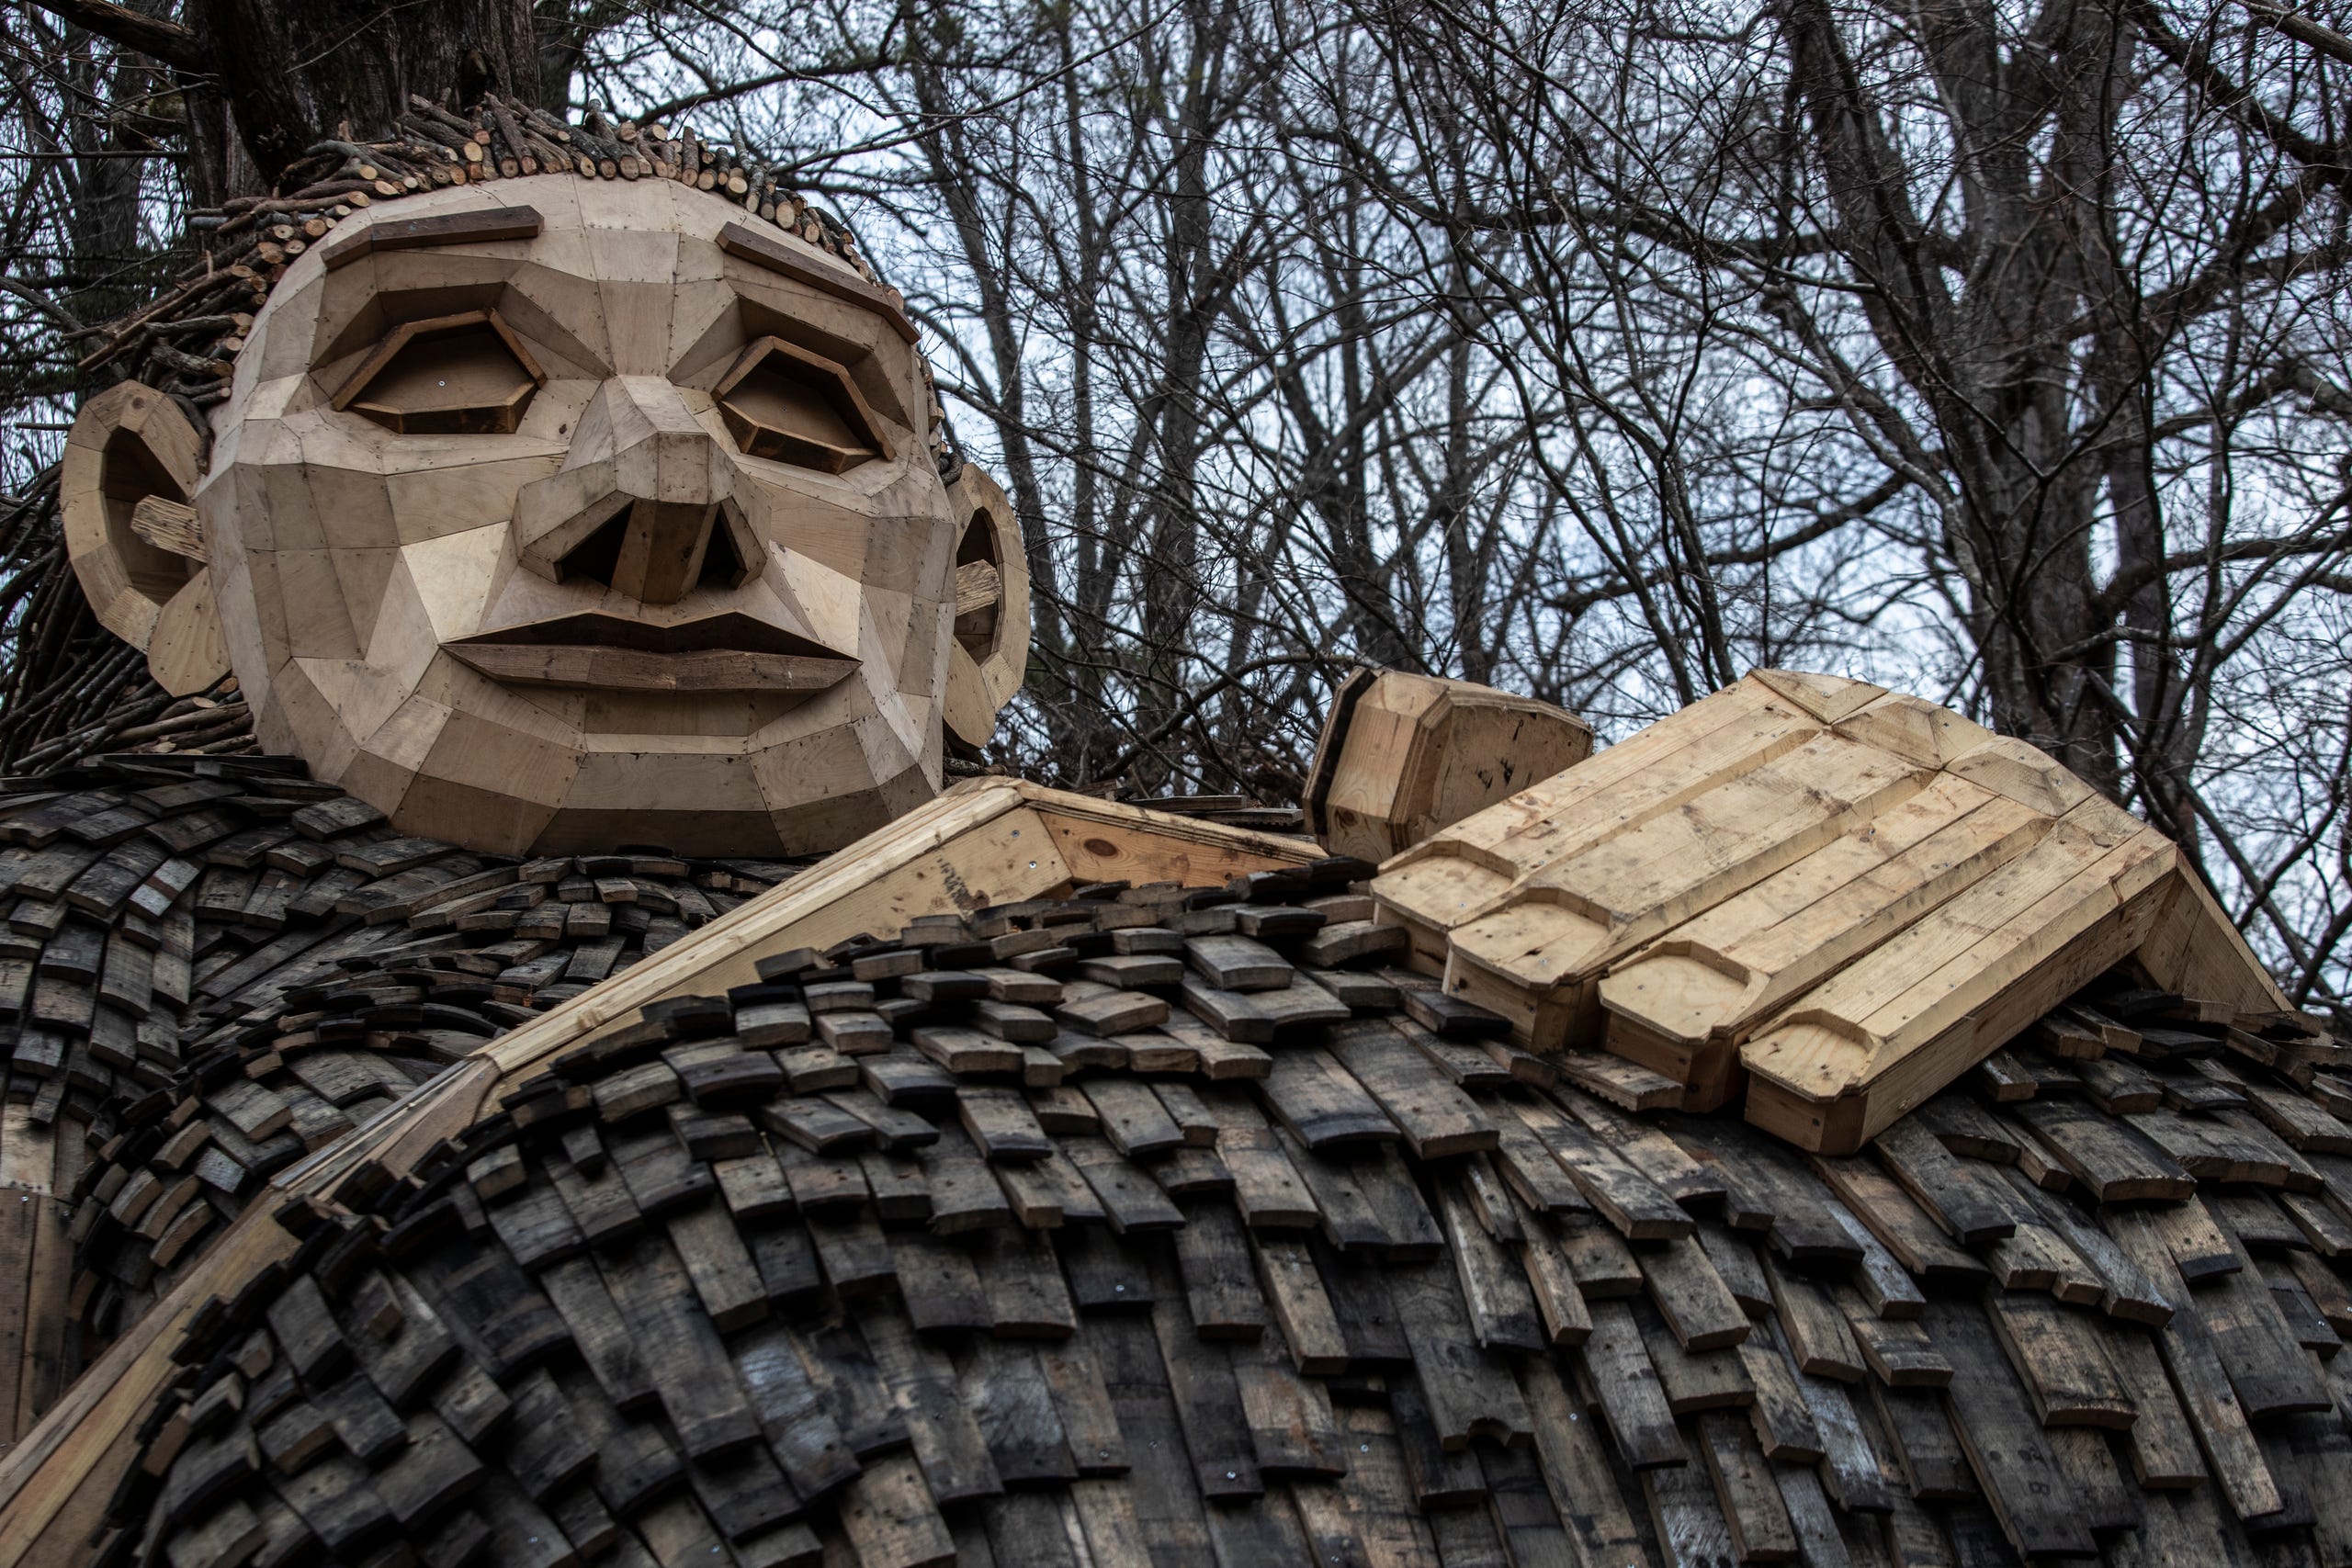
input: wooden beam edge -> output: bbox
[320,204,544,271]
[717,221,918,343]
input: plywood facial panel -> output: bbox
[144,568,231,696]
[62,381,208,664]
[942,467,1028,752]
[713,336,889,472]
[66,175,1032,857]
[331,308,545,434]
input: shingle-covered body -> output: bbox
[0,750,811,1450]
[11,768,2347,1568]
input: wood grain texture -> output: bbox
[1301,667,1594,863]
[69,174,1046,863]
[1368,671,2281,1156]
[0,738,2343,1568]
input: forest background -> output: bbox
[6,0,2352,1020]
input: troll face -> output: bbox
[63,177,1026,855]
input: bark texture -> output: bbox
[44,0,541,196]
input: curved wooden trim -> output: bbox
[943,465,1029,749]
[61,379,205,654]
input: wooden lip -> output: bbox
[446,641,858,693]
[322,205,544,270]
[718,221,919,344]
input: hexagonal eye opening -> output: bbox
[334,309,543,434]
[715,336,895,474]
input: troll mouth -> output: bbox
[447,612,857,694]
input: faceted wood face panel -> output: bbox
[331,308,546,434]
[60,382,228,697]
[1371,671,2290,1153]
[941,466,1028,751]
[712,334,890,472]
[64,176,1028,858]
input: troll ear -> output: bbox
[941,464,1030,752]
[62,380,228,697]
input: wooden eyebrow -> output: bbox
[718,220,919,344]
[321,205,543,271]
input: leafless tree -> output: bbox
[7,0,2352,1013]
[1294,0,2352,1008]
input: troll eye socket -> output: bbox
[715,336,893,473]
[333,309,543,434]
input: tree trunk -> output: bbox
[186,0,539,192]
[1131,0,1231,788]
[1773,0,2126,788]
[48,24,159,388]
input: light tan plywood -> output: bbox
[1831,689,1994,768]
[67,176,1029,859]
[62,380,206,656]
[1301,667,1594,864]
[1751,667,1887,723]
[1942,734,2098,817]
[1369,671,2285,1156]
[1440,730,1927,1048]
[127,495,204,559]
[712,334,890,471]
[2132,863,2290,1015]
[1375,675,1828,974]
[1596,774,2049,1108]
[1404,675,1826,863]
[143,567,232,696]
[331,308,545,434]
[942,465,1028,751]
[1374,680,1830,976]
[1740,806,2177,1152]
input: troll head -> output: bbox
[64,175,1026,855]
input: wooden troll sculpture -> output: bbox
[2,95,2347,1568]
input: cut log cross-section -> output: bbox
[1367,671,2289,1154]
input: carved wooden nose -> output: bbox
[514,378,758,604]
[567,496,732,604]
